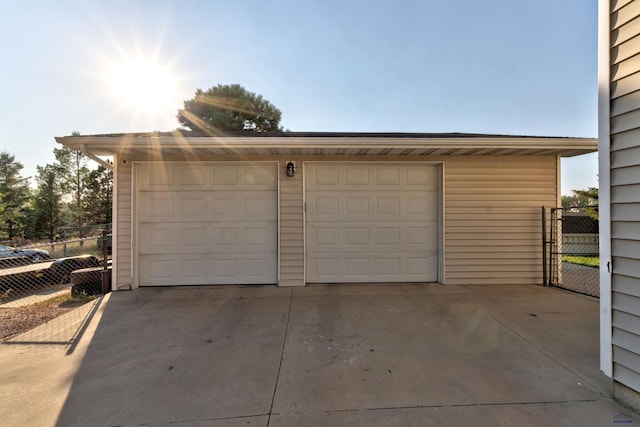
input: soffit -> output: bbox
[54,134,598,158]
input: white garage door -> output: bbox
[306,163,440,283]
[136,162,278,286]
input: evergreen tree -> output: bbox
[53,144,90,236]
[0,151,31,239]
[569,187,598,220]
[177,84,283,134]
[32,164,65,240]
[84,163,113,225]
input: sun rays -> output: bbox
[104,55,185,127]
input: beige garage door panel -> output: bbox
[137,163,277,286]
[307,222,438,253]
[137,163,276,191]
[306,190,439,222]
[138,221,275,255]
[138,253,278,286]
[138,191,277,224]
[309,254,439,283]
[306,163,439,283]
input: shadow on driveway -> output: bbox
[0,284,631,426]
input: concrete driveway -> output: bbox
[0,284,632,426]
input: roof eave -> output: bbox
[55,135,598,158]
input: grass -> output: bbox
[562,255,600,268]
[37,238,103,259]
[37,291,96,307]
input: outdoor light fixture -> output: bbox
[286,161,296,177]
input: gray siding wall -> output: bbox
[610,0,640,392]
[115,154,557,288]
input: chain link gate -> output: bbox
[542,206,599,297]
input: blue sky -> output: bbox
[0,0,598,194]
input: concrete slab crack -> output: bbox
[267,288,293,426]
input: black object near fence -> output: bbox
[0,226,111,307]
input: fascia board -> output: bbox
[56,135,597,154]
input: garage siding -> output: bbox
[115,160,133,290]
[279,160,305,286]
[444,156,557,284]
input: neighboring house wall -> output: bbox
[563,234,599,255]
[604,0,640,403]
[112,154,557,289]
[563,215,599,255]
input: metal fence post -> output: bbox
[549,208,556,287]
[101,229,110,294]
[542,206,547,286]
[63,228,67,257]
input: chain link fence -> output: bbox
[543,206,599,297]
[0,224,111,310]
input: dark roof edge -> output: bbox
[57,130,595,140]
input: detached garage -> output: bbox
[55,132,596,290]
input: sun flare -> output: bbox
[106,56,181,116]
